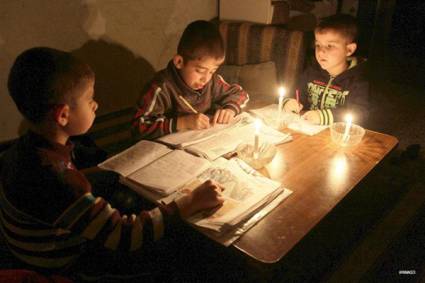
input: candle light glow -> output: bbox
[277,86,286,127]
[343,114,353,142]
[254,119,261,159]
[278,86,286,112]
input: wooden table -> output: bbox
[231,127,398,263]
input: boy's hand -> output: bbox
[283,98,303,114]
[176,180,224,218]
[302,110,321,124]
[212,108,235,125]
[177,113,210,130]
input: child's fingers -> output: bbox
[216,196,225,204]
[217,110,227,123]
[197,114,210,129]
[297,103,304,113]
[212,111,220,125]
[217,109,234,124]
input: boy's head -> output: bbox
[8,47,97,136]
[173,20,225,90]
[314,14,358,76]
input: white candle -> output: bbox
[278,86,286,114]
[343,114,352,142]
[254,119,261,159]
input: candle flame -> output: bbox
[345,114,353,124]
[278,86,286,98]
[254,119,262,133]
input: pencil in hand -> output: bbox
[178,95,198,114]
[295,89,301,114]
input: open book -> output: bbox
[249,104,329,136]
[98,140,210,196]
[98,140,292,235]
[158,112,292,160]
[160,157,288,232]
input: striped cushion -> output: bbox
[218,21,306,92]
[88,107,138,156]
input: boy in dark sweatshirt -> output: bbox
[284,14,369,126]
[132,20,249,140]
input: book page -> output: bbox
[287,118,328,136]
[127,149,211,195]
[165,158,282,231]
[157,112,253,148]
[250,104,328,136]
[98,140,172,177]
[186,119,292,160]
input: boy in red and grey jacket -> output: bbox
[132,20,249,140]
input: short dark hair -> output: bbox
[8,47,94,123]
[316,14,358,43]
[177,20,225,61]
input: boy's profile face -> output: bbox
[314,29,356,77]
[64,79,98,136]
[174,55,225,90]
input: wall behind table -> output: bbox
[0,0,217,141]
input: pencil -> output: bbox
[178,95,198,114]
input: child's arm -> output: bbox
[282,98,303,113]
[212,75,249,117]
[326,79,369,126]
[61,176,222,254]
[132,84,176,140]
[282,69,309,113]
[175,180,224,218]
[176,113,211,130]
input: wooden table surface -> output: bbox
[231,127,398,263]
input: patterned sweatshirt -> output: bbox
[0,131,181,271]
[132,61,249,140]
[288,57,369,125]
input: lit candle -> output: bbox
[343,114,352,142]
[254,119,261,159]
[278,86,286,114]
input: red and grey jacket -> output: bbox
[288,57,369,125]
[132,61,249,140]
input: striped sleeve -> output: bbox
[0,186,181,270]
[57,193,180,252]
[132,84,177,140]
[214,74,249,114]
[318,109,334,125]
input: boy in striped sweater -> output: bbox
[0,47,223,280]
[283,14,369,126]
[132,20,249,140]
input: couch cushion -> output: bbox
[218,21,306,92]
[87,107,138,156]
[218,61,278,103]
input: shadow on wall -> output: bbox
[15,40,155,136]
[72,40,156,116]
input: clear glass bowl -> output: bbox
[236,142,277,169]
[330,122,365,147]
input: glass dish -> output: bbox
[330,122,365,147]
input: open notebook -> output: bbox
[157,112,292,160]
[98,140,210,196]
[249,104,329,136]
[98,140,291,236]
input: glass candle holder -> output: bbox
[330,122,365,147]
[236,142,277,169]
